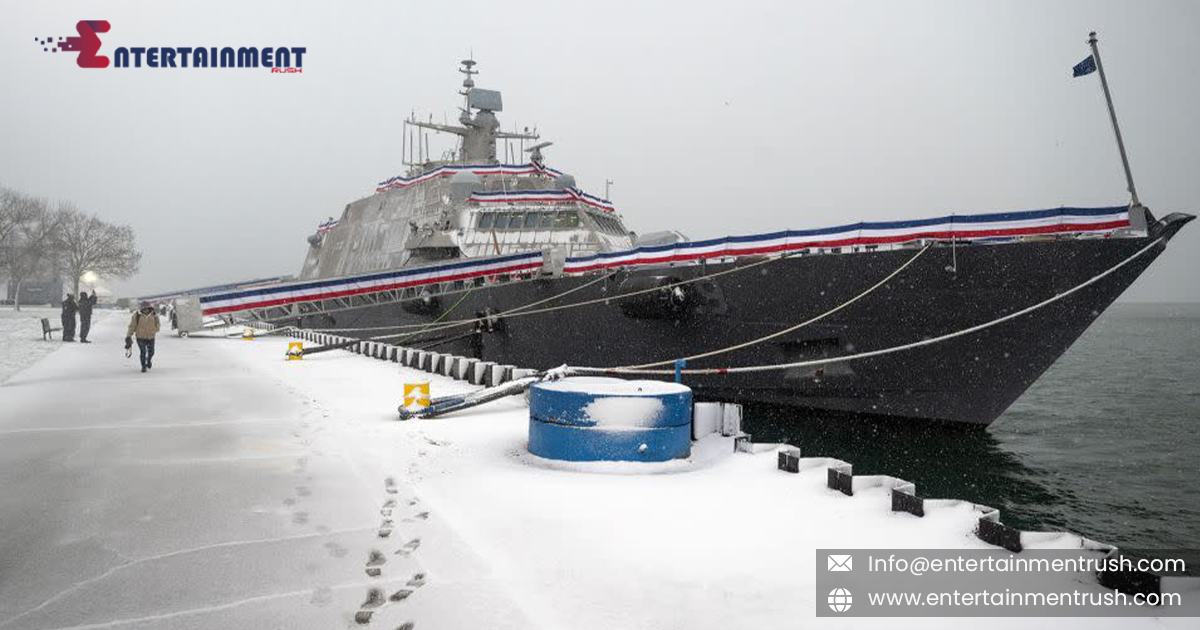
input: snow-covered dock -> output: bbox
[0,314,1194,629]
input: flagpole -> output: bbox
[1088,31,1139,206]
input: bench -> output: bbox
[41,318,62,341]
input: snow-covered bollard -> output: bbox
[470,361,495,385]
[527,377,693,462]
[456,358,476,381]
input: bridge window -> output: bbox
[540,212,555,229]
[491,212,509,229]
[478,213,495,229]
[508,213,525,229]
[524,212,541,229]
[555,210,581,229]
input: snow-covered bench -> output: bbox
[40,318,61,341]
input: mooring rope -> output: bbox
[307,269,617,333]
[360,250,801,343]
[574,238,1164,376]
[614,243,932,370]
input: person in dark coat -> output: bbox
[61,295,77,342]
[77,290,98,343]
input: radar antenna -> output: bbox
[404,58,541,164]
[525,141,553,164]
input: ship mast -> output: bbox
[1087,31,1140,206]
[403,58,540,166]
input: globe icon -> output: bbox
[828,587,853,613]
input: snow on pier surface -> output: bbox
[0,306,65,384]
[0,314,1193,629]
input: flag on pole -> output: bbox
[1072,55,1097,77]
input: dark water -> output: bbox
[744,302,1200,556]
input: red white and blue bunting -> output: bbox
[199,251,543,316]
[468,188,616,213]
[375,161,564,193]
[373,161,615,212]
[562,206,1132,273]
[316,218,340,234]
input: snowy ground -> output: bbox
[0,306,70,384]
[0,315,1195,629]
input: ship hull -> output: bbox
[298,214,1192,426]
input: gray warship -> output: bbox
[259,59,1191,426]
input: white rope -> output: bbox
[308,270,616,333]
[346,252,794,343]
[578,237,1164,376]
[616,243,931,370]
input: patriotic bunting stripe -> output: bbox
[561,206,1131,273]
[200,205,1130,316]
[198,251,543,316]
[375,161,564,193]
[469,187,616,212]
[316,219,340,234]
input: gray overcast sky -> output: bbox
[2,0,1198,301]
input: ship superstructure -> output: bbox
[300,59,633,280]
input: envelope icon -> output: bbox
[828,554,853,572]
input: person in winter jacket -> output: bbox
[78,290,98,343]
[126,302,161,373]
[61,295,77,342]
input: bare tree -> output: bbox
[1,188,47,308]
[56,207,142,296]
[4,199,64,310]
[0,187,38,264]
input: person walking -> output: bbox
[61,294,78,342]
[77,290,98,343]
[126,302,161,373]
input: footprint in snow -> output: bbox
[324,541,349,558]
[361,588,386,609]
[292,511,309,525]
[384,477,398,494]
[309,586,334,607]
[395,538,420,556]
[367,549,387,566]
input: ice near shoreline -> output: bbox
[0,313,1195,629]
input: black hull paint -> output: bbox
[300,214,1192,426]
